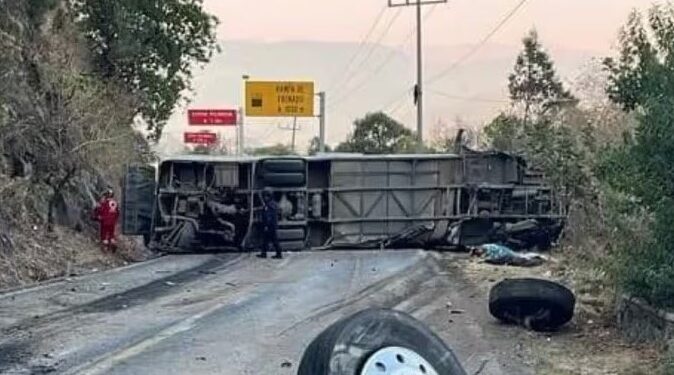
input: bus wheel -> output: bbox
[298,308,466,375]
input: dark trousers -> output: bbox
[261,229,282,257]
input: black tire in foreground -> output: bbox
[489,278,575,332]
[297,308,466,375]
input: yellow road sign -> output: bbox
[245,81,315,117]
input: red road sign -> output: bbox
[184,132,218,145]
[188,109,237,126]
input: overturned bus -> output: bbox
[122,152,564,253]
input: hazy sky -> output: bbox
[161,0,655,154]
[205,0,652,52]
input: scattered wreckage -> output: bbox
[121,151,564,253]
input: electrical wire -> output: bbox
[331,5,438,109]
[427,88,510,103]
[426,0,529,85]
[326,5,389,94]
[330,8,404,100]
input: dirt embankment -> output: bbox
[0,225,153,290]
[451,251,663,375]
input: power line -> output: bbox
[426,0,529,85]
[427,88,510,103]
[331,8,404,99]
[381,84,415,113]
[331,6,438,109]
[388,96,410,116]
[326,5,389,94]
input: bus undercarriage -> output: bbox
[122,153,564,253]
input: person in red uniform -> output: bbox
[93,188,120,252]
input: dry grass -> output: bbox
[0,224,148,290]
[457,253,663,375]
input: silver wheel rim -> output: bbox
[360,346,439,375]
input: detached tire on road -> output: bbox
[298,308,466,375]
[489,278,575,332]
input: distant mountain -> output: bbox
[157,40,599,155]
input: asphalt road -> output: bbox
[0,250,530,375]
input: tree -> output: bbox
[249,144,295,156]
[598,4,674,308]
[73,0,219,140]
[482,113,523,152]
[0,4,146,229]
[307,136,331,155]
[486,30,577,153]
[604,6,674,113]
[509,29,576,124]
[483,29,589,205]
[336,112,416,154]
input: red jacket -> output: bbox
[94,197,120,225]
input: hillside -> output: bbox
[0,0,216,288]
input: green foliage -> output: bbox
[482,113,523,152]
[508,29,576,121]
[249,143,295,156]
[604,7,674,112]
[336,112,417,154]
[601,4,674,310]
[27,0,59,25]
[485,30,586,202]
[307,136,331,155]
[73,0,219,140]
[0,0,150,229]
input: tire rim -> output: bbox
[360,346,439,375]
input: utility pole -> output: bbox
[318,92,326,153]
[291,117,298,153]
[279,117,301,153]
[236,106,243,155]
[388,0,447,152]
[240,74,250,155]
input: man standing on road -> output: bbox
[93,188,120,252]
[258,188,283,259]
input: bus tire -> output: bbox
[261,159,305,173]
[262,172,305,187]
[298,308,466,375]
[489,278,575,331]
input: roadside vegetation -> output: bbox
[480,5,674,314]
[0,0,218,288]
[478,5,674,373]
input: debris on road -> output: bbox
[165,281,176,286]
[489,278,576,332]
[470,244,547,267]
[280,361,292,368]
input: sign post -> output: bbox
[237,106,244,156]
[318,92,326,153]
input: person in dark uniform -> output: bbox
[259,188,283,259]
